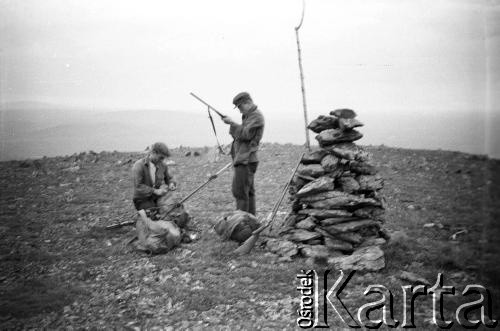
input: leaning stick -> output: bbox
[295,0,311,151]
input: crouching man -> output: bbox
[132,142,190,253]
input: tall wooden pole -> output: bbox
[295,0,310,150]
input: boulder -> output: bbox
[337,176,360,193]
[297,209,353,220]
[295,176,335,198]
[316,129,363,147]
[289,229,321,242]
[325,143,369,161]
[330,108,357,119]
[320,154,340,172]
[307,115,339,133]
[323,219,380,235]
[301,149,328,164]
[357,175,384,191]
[300,244,330,259]
[265,238,299,258]
[338,118,364,131]
[328,245,385,271]
[349,161,377,175]
[295,217,317,231]
[297,164,325,178]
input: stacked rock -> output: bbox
[285,108,388,271]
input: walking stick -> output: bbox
[234,153,304,255]
[106,162,232,229]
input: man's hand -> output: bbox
[222,116,235,125]
[153,187,168,196]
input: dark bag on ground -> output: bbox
[215,210,260,243]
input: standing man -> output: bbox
[132,142,176,211]
[222,92,265,216]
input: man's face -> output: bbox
[150,151,166,164]
[237,100,253,114]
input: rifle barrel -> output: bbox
[190,92,226,118]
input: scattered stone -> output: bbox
[328,245,385,271]
[62,165,80,172]
[320,154,339,172]
[307,115,339,133]
[295,176,335,198]
[423,223,435,228]
[316,129,363,147]
[388,230,408,243]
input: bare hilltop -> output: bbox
[0,143,498,328]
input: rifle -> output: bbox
[190,92,227,119]
[106,162,232,230]
[234,153,304,255]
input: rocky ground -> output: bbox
[0,143,499,329]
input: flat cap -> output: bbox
[232,92,251,107]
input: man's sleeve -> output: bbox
[229,112,264,142]
[133,161,154,198]
[163,165,174,186]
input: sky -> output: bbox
[0,0,499,155]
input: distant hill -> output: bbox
[0,104,496,160]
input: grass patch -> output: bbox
[0,278,86,318]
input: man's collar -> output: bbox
[242,104,258,117]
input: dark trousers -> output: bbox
[133,197,157,211]
[232,162,258,215]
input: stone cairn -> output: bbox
[266,108,389,271]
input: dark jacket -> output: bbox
[132,157,173,200]
[229,106,265,166]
